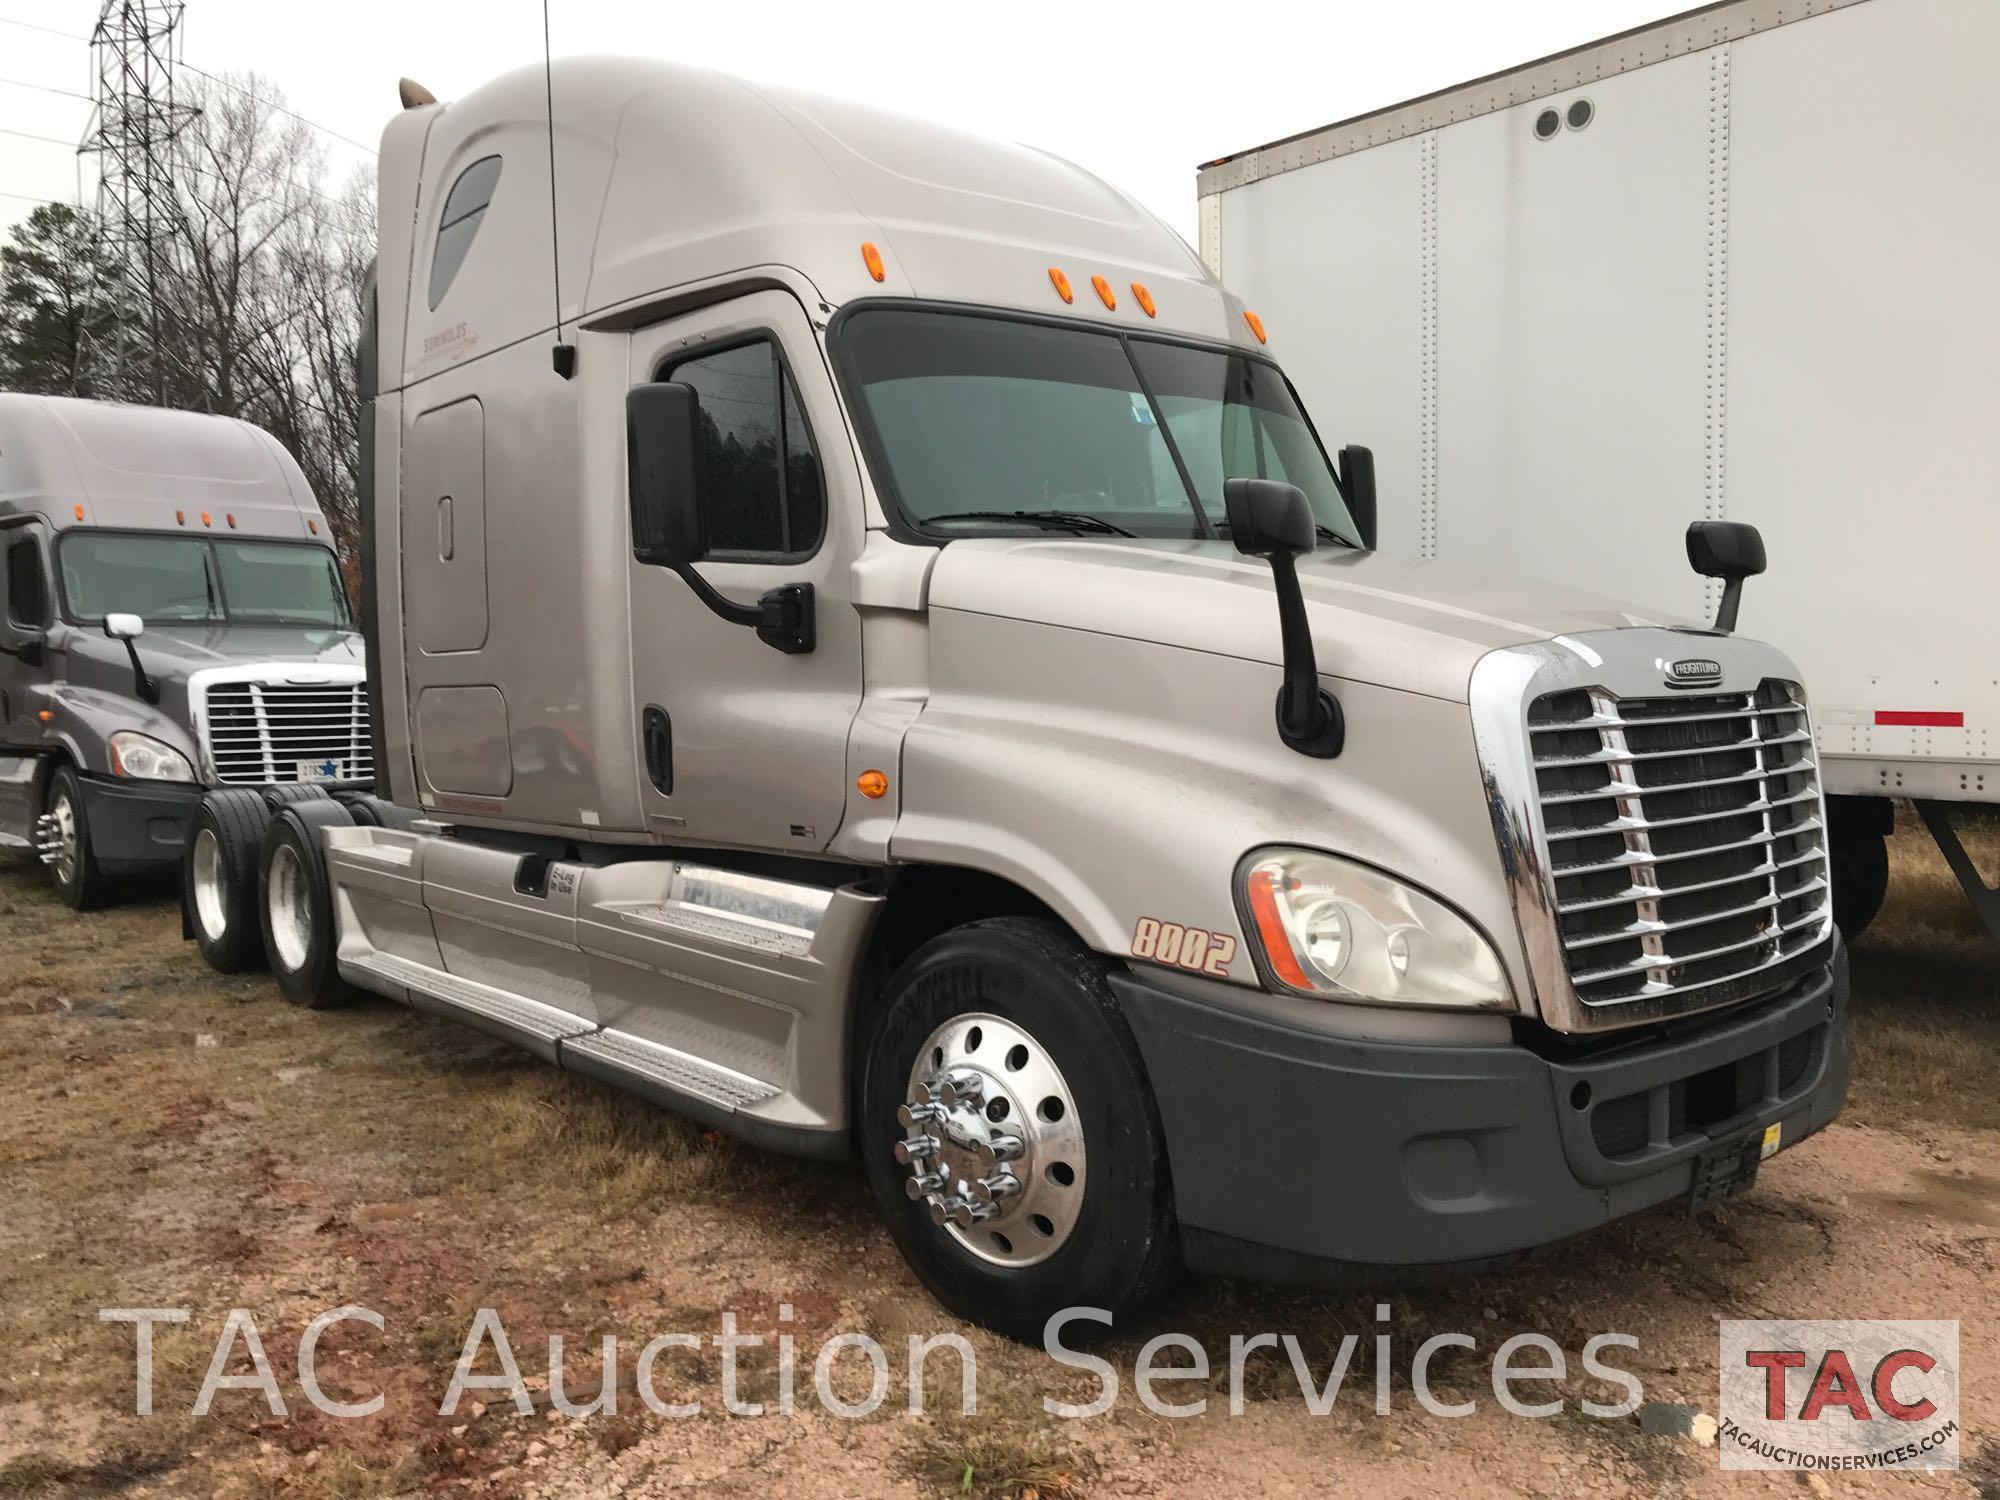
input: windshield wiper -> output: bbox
[925,509,1138,538]
[1214,518,1356,549]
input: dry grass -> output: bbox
[1843,804,2000,1132]
[911,1422,1092,1500]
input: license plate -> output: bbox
[1689,1133,1764,1212]
[295,758,343,783]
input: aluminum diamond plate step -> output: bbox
[560,1028,778,1112]
[345,952,596,1044]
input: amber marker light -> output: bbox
[1244,867,1312,990]
[1090,274,1116,310]
[1243,309,1268,344]
[175,510,186,526]
[73,504,84,520]
[861,241,886,283]
[200,511,212,527]
[857,770,889,800]
[1048,267,1074,304]
[308,518,319,534]
[1130,282,1157,318]
[38,710,53,723]
[226,513,237,529]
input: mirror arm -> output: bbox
[1268,553,1345,758]
[121,638,160,705]
[671,565,816,655]
[1712,578,1744,635]
[672,563,762,629]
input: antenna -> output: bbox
[542,0,574,380]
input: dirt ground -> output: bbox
[1,813,1995,1499]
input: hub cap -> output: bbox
[898,1012,1085,1268]
[36,792,78,885]
[266,843,311,973]
[191,828,229,942]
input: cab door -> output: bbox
[624,290,864,851]
[0,521,54,844]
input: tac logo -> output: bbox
[1718,1319,1959,1471]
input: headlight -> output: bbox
[1236,848,1513,1010]
[108,731,195,782]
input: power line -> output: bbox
[0,124,82,148]
[181,63,376,155]
[0,13,87,40]
[1,187,68,205]
[0,75,94,102]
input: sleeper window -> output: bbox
[662,339,825,560]
[428,155,503,311]
[6,536,48,629]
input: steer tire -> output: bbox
[43,764,108,912]
[258,799,357,1010]
[1828,798,1892,945]
[185,788,279,972]
[857,917,1178,1343]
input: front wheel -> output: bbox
[39,765,107,911]
[858,917,1177,1342]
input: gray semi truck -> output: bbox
[190,60,1849,1338]
[0,394,367,910]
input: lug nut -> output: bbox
[938,1070,985,1107]
[950,1199,998,1226]
[897,1102,944,1127]
[976,1133,1025,1165]
[930,1195,970,1226]
[894,1134,941,1165]
[904,1171,945,1199]
[972,1171,1020,1205]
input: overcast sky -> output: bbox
[4,0,1669,245]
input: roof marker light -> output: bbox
[1243,309,1268,344]
[200,511,212,527]
[175,510,185,526]
[226,513,237,529]
[1130,282,1157,318]
[1090,274,1116,310]
[1048,267,1073,304]
[73,504,84,521]
[861,241,886,283]
[308,519,319,535]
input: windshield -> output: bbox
[59,532,351,628]
[838,307,1359,543]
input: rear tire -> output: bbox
[258,799,357,1010]
[858,917,1178,1342]
[185,789,277,972]
[42,765,108,911]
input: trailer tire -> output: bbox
[258,799,357,1010]
[857,917,1177,1342]
[1828,797,1891,944]
[185,789,278,971]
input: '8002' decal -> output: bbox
[1131,917,1236,977]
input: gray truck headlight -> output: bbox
[108,730,195,782]
[1236,848,1513,1010]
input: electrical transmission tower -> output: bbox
[79,1,201,404]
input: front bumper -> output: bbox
[77,773,202,873]
[1113,936,1848,1284]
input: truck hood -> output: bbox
[96,624,365,679]
[926,538,1684,703]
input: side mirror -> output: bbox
[1685,521,1766,634]
[626,381,706,568]
[625,380,816,655]
[1336,445,1377,551]
[1223,478,1343,759]
[102,613,159,704]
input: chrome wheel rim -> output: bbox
[48,790,78,886]
[897,1012,1086,1268]
[191,828,229,942]
[266,843,311,973]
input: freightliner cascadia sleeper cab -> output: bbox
[192,60,1848,1337]
[0,395,367,913]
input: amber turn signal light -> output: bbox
[857,770,889,800]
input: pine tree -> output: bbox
[0,204,122,398]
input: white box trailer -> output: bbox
[1197,0,1999,942]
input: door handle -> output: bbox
[438,495,455,561]
[642,705,673,794]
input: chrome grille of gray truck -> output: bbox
[1528,680,1831,1015]
[201,682,373,786]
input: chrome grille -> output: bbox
[1529,680,1831,1015]
[201,681,372,786]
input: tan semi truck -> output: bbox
[191,59,1849,1338]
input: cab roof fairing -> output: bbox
[383,56,1264,391]
[0,393,332,541]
